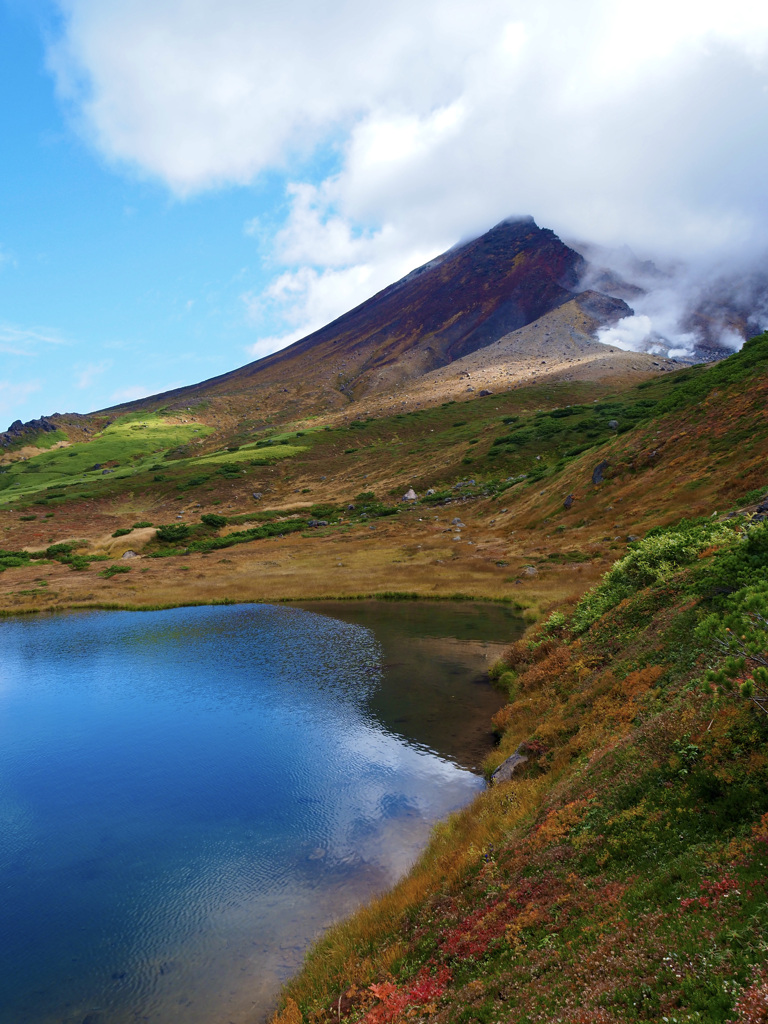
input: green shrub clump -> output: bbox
[99,564,132,578]
[572,517,735,633]
[200,513,227,528]
[156,523,191,543]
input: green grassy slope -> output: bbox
[0,413,309,506]
[277,505,768,1024]
[4,334,768,519]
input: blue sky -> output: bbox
[0,3,298,421]
[1,0,767,425]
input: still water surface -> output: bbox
[0,601,521,1024]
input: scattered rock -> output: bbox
[626,535,640,542]
[403,488,418,501]
[252,492,262,500]
[479,389,493,396]
[592,460,610,485]
[523,565,537,576]
[563,494,574,510]
[347,503,355,510]
[121,550,138,559]
[307,519,329,527]
[490,746,529,785]
[608,419,619,430]
[426,488,435,496]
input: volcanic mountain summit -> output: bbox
[111,218,635,419]
[106,216,760,425]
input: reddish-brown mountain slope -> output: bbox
[104,217,629,422]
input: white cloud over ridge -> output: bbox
[50,0,768,360]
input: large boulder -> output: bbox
[490,746,529,785]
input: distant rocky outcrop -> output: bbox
[0,417,59,448]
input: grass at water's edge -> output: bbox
[273,512,768,1024]
[0,591,530,619]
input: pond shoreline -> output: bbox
[0,588,528,618]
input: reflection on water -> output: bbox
[297,600,523,768]
[0,602,521,1024]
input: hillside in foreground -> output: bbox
[273,420,768,1024]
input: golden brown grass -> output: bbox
[2,356,767,619]
[282,777,549,1014]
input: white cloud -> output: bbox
[49,0,513,193]
[243,182,449,358]
[49,0,768,360]
[0,323,68,356]
[75,359,112,389]
[597,315,655,352]
[49,1,768,241]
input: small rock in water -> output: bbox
[308,848,326,860]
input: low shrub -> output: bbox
[156,523,190,543]
[200,513,227,528]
